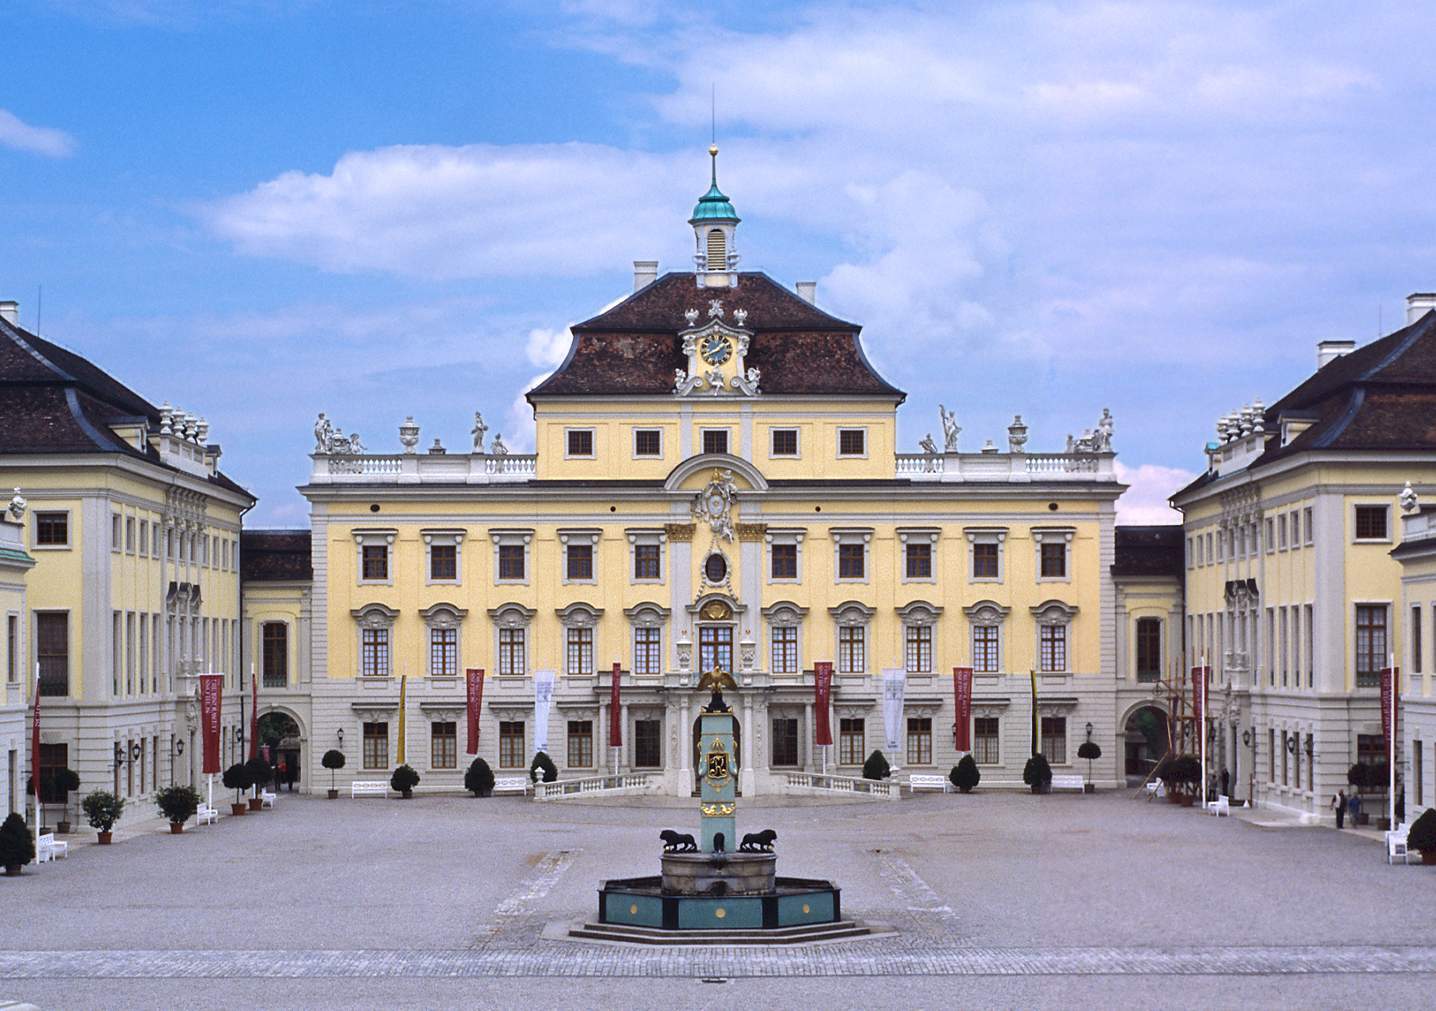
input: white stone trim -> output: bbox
[351,528,396,586]
[964,526,1008,583]
[1033,526,1075,584]
[421,528,465,586]
[488,528,533,586]
[625,527,667,585]
[764,527,806,585]
[829,526,873,584]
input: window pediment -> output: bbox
[829,600,876,625]
[624,602,671,626]
[487,603,535,629]
[1031,599,1079,624]
[762,600,809,625]
[557,602,604,627]
[351,603,398,629]
[419,602,468,628]
[897,600,943,625]
[963,600,1011,626]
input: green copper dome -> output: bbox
[689,146,740,224]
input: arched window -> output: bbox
[706,228,727,270]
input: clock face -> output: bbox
[700,335,732,365]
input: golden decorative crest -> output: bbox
[700,802,736,817]
[704,736,731,785]
[700,599,732,622]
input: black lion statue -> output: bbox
[739,829,777,852]
[660,829,698,853]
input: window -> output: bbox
[1305,604,1314,687]
[111,513,121,552]
[430,627,458,676]
[837,428,866,457]
[431,721,457,769]
[634,429,662,457]
[1278,514,1288,549]
[262,622,288,687]
[1357,733,1384,768]
[1355,505,1388,541]
[498,544,525,581]
[702,429,729,455]
[125,516,135,553]
[361,628,390,677]
[361,544,388,581]
[1303,506,1314,545]
[706,227,726,270]
[6,614,16,683]
[1268,728,1276,782]
[429,544,457,581]
[770,543,798,580]
[1355,605,1387,687]
[34,512,68,547]
[973,625,1000,672]
[1039,624,1067,672]
[974,717,1000,764]
[38,742,69,805]
[1414,606,1424,674]
[362,722,388,769]
[905,624,933,673]
[634,626,662,675]
[838,625,865,673]
[698,625,733,674]
[1136,618,1161,681]
[839,718,865,765]
[907,717,933,765]
[1415,741,1424,807]
[566,429,594,457]
[1281,732,1289,786]
[1040,541,1067,578]
[37,613,68,696]
[704,552,727,583]
[838,543,865,580]
[499,721,525,768]
[1264,519,1274,553]
[905,542,932,579]
[972,542,999,579]
[771,428,799,457]
[566,627,594,675]
[771,625,798,674]
[631,543,661,581]
[1040,716,1067,764]
[499,627,525,676]
[772,717,799,767]
[567,720,594,768]
[634,718,662,768]
[566,543,594,581]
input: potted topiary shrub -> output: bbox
[1076,741,1101,792]
[156,785,200,834]
[222,763,251,816]
[1024,753,1053,794]
[465,757,496,797]
[1161,754,1202,806]
[82,790,124,844]
[529,751,558,785]
[1408,808,1436,865]
[862,750,891,781]
[322,749,346,799]
[390,763,420,799]
[52,767,82,833]
[950,754,981,794]
[0,812,35,876]
[244,756,270,811]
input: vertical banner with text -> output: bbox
[30,669,41,800]
[533,669,556,754]
[814,662,834,747]
[465,668,485,755]
[953,667,973,751]
[1381,666,1400,756]
[198,673,224,775]
[396,674,408,765]
[882,668,907,757]
[1191,666,1209,737]
[248,667,259,761]
[609,663,622,748]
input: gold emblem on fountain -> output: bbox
[700,802,735,817]
[704,735,732,786]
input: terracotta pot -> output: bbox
[169,822,184,835]
[248,797,262,812]
[231,803,247,816]
[57,820,73,834]
[4,864,19,877]
[97,831,112,845]
[1180,794,1195,808]
[327,789,339,800]
[1083,784,1095,794]
[1422,850,1436,866]
[401,789,413,799]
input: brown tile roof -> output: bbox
[241,530,312,582]
[528,272,903,400]
[1112,525,1185,578]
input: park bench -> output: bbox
[908,774,950,793]
[492,776,530,796]
[194,803,218,826]
[1144,781,1166,801]
[350,780,389,799]
[1050,774,1085,792]
[36,833,68,863]
[259,789,278,809]
[1207,795,1230,817]
[1387,824,1411,865]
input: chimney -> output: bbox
[0,300,17,325]
[795,281,817,304]
[1316,339,1356,369]
[1407,292,1436,324]
[633,260,658,292]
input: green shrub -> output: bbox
[390,764,421,794]
[1077,741,1102,762]
[1023,754,1053,793]
[0,812,35,868]
[529,751,558,784]
[862,750,891,781]
[465,757,496,797]
[322,750,346,793]
[222,763,251,801]
[81,790,124,832]
[244,756,271,791]
[1161,754,1202,794]
[1408,808,1436,853]
[156,785,201,825]
[951,754,981,793]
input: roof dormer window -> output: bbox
[706,229,727,271]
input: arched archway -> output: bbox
[1122,704,1170,787]
[257,708,305,793]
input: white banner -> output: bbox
[533,669,555,754]
[881,668,906,760]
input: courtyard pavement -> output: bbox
[1,788,1432,1008]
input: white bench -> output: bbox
[492,777,530,796]
[1144,781,1166,800]
[1207,795,1230,817]
[1051,774,1085,792]
[36,833,68,863]
[1387,824,1411,865]
[908,774,951,793]
[259,790,277,809]
[350,780,389,799]
[195,804,218,826]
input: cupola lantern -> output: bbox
[690,145,740,288]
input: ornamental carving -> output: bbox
[736,522,768,542]
[665,523,696,542]
[691,469,737,541]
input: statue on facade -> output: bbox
[919,433,939,456]
[470,411,488,453]
[730,367,761,396]
[346,431,365,455]
[491,433,509,455]
[6,487,25,520]
[313,412,334,453]
[704,368,725,394]
[674,368,702,396]
[1401,481,1420,514]
[1094,408,1114,451]
[939,404,960,452]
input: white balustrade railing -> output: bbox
[311,452,537,484]
[895,451,1114,483]
[534,772,660,800]
[783,771,899,800]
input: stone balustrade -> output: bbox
[309,452,538,484]
[894,451,1116,482]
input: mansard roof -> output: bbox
[241,529,313,582]
[1111,525,1184,578]
[527,271,904,400]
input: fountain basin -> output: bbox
[597,874,842,931]
[660,851,776,895]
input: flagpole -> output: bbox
[1200,655,1207,807]
[32,663,40,830]
[1390,651,1397,831]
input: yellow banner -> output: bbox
[396,674,407,765]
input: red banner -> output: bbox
[30,671,41,800]
[609,662,622,748]
[248,668,259,761]
[953,667,973,751]
[814,662,834,746]
[1381,666,1400,757]
[1191,666,1210,733]
[199,673,224,775]
[466,668,485,755]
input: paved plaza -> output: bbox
[2,790,1433,1008]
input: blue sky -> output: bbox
[4,1,1434,525]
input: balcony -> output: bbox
[895,451,1117,483]
[309,452,537,486]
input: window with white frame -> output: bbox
[898,601,941,674]
[1034,528,1073,581]
[965,601,1008,673]
[1032,601,1077,673]
[899,528,937,583]
[560,529,600,584]
[837,427,867,457]
[633,428,662,458]
[423,529,464,584]
[352,604,397,677]
[1040,715,1068,763]
[770,427,799,457]
[565,428,595,458]
[966,528,1006,581]
[766,529,805,583]
[353,529,396,585]
[626,603,669,676]
[830,528,872,583]
[831,602,874,674]
[558,603,602,675]
[763,602,806,675]
[1303,506,1313,545]
[627,529,666,583]
[490,529,532,585]
[974,716,1000,764]
[1354,504,1389,542]
[701,428,730,455]
[33,510,70,548]
[488,604,534,677]
[421,603,466,677]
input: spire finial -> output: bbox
[708,143,719,186]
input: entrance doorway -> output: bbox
[692,714,741,796]
[1123,706,1170,787]
[257,711,303,792]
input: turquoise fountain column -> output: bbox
[698,710,737,852]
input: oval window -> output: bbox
[704,553,728,584]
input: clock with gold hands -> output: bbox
[700,334,732,365]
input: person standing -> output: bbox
[1220,767,1230,798]
[1333,788,1346,829]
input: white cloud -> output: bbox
[502,373,551,454]
[525,326,573,368]
[0,109,75,158]
[1115,461,1196,525]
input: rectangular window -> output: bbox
[838,625,865,673]
[566,543,593,581]
[770,626,798,674]
[499,628,525,676]
[1303,506,1314,545]
[972,625,999,673]
[567,720,594,769]
[566,627,594,675]
[839,718,865,766]
[1136,618,1161,681]
[906,717,933,765]
[125,516,135,553]
[1355,605,1387,687]
[361,628,390,677]
[499,721,525,769]
[634,718,662,768]
[633,543,661,581]
[1281,732,1289,786]
[1415,741,1424,807]
[770,543,798,580]
[361,544,388,581]
[702,429,729,455]
[974,717,1000,764]
[1040,541,1067,578]
[1040,716,1067,764]
[429,544,457,581]
[1414,605,1424,674]
[430,627,458,677]
[6,614,16,684]
[633,429,662,457]
[430,721,457,769]
[905,624,933,673]
[498,544,525,581]
[1278,514,1288,549]
[38,742,69,805]
[37,612,68,696]
[1280,608,1289,686]
[566,429,594,457]
[35,511,68,546]
[837,542,865,580]
[362,722,388,769]
[837,428,866,456]
[771,717,799,767]
[1305,604,1314,687]
[634,626,662,675]
[770,428,799,457]
[1357,733,1384,768]
[1355,505,1388,541]
[972,542,999,579]
[905,542,932,579]
[1269,729,1276,782]
[1039,625,1067,672]
[262,623,288,687]
[698,625,732,674]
